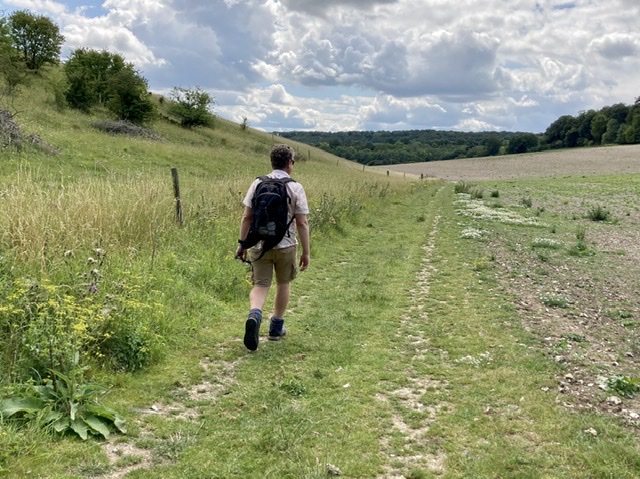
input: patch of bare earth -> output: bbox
[381,144,640,181]
[377,214,448,478]
[492,228,640,427]
[97,342,242,478]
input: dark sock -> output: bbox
[249,308,262,322]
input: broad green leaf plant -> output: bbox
[0,353,126,440]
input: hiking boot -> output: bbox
[268,318,286,341]
[243,313,261,351]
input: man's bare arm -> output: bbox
[295,213,310,270]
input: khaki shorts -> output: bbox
[250,245,298,286]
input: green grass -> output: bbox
[2,72,640,478]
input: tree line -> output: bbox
[281,101,640,166]
[0,10,214,127]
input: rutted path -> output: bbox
[377,203,449,477]
[98,343,243,478]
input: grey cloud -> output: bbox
[284,22,502,98]
[418,31,500,96]
[144,1,276,89]
[590,34,639,60]
[365,41,410,90]
[281,0,397,17]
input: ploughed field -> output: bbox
[381,143,640,181]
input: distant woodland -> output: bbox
[280,99,640,165]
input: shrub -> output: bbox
[471,188,484,199]
[587,205,611,222]
[168,86,215,128]
[105,68,155,124]
[64,48,152,122]
[454,182,471,194]
[520,196,532,208]
[453,182,484,198]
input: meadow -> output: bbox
[1,76,640,478]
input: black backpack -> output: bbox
[240,176,295,260]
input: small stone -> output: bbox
[607,396,622,405]
[564,373,575,382]
[584,427,598,437]
[326,463,342,476]
[555,355,566,363]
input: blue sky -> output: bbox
[1,0,639,133]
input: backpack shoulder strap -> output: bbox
[258,176,295,183]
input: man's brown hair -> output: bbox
[270,144,295,169]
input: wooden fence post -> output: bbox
[171,167,183,226]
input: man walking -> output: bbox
[235,144,310,351]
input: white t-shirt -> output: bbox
[242,170,309,249]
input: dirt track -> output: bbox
[380,144,640,181]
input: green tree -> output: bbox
[0,15,10,51]
[64,48,128,111]
[0,14,29,100]
[575,110,596,145]
[621,110,640,144]
[590,113,608,145]
[64,48,152,123]
[8,10,63,71]
[106,67,155,124]
[601,103,629,124]
[602,119,620,144]
[507,133,539,154]
[544,115,576,148]
[484,137,502,156]
[168,86,215,127]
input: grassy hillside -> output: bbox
[2,74,640,479]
